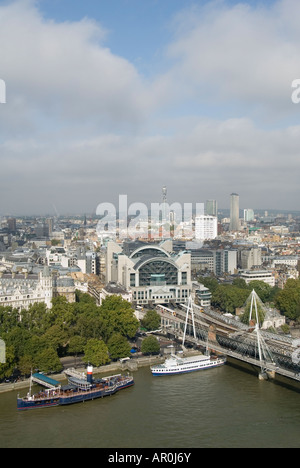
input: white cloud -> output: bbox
[0,0,151,130]
[0,0,300,214]
[166,0,300,120]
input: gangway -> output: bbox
[31,373,60,389]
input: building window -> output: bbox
[139,260,178,286]
[130,274,136,287]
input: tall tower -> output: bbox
[162,186,168,224]
[40,266,53,309]
[230,193,239,231]
[162,186,167,204]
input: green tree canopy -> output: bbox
[198,276,219,293]
[0,292,142,378]
[0,345,16,380]
[35,347,62,374]
[248,281,272,303]
[107,333,131,360]
[212,285,249,314]
[274,279,300,320]
[141,335,160,355]
[68,335,86,356]
[99,296,139,339]
[83,338,110,367]
[141,310,161,331]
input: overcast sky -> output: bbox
[0,0,300,216]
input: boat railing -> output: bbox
[64,368,86,380]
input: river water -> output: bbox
[0,364,299,449]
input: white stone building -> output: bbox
[0,267,53,310]
[0,266,76,310]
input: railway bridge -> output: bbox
[155,294,300,384]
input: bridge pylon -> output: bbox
[248,289,277,378]
[182,295,196,347]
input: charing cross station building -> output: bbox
[106,240,192,307]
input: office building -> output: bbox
[244,209,254,222]
[240,270,275,287]
[195,215,218,241]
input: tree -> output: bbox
[20,303,48,334]
[232,278,248,289]
[212,285,249,314]
[18,355,34,377]
[83,339,110,367]
[99,296,139,339]
[141,335,160,355]
[35,347,62,374]
[141,310,161,331]
[275,280,300,320]
[0,306,19,334]
[198,276,219,293]
[0,345,16,380]
[68,336,86,356]
[107,333,131,360]
[75,290,97,304]
[248,281,272,303]
[24,335,48,362]
[76,314,107,341]
[43,325,69,356]
[5,327,31,359]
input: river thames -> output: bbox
[0,363,299,449]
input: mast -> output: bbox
[27,370,33,398]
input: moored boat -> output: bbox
[17,366,134,410]
[151,353,226,376]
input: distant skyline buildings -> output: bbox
[205,200,218,217]
[2,190,300,220]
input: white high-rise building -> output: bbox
[195,215,218,241]
[244,209,254,222]
[230,193,240,231]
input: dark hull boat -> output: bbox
[17,366,134,410]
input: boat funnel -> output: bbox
[87,365,93,384]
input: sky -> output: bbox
[0,0,300,215]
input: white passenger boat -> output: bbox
[151,353,226,376]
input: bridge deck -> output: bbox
[157,303,300,383]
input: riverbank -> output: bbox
[0,354,165,394]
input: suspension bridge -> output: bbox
[155,291,300,385]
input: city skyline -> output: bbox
[1,0,300,215]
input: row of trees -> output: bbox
[199,276,300,322]
[0,292,142,380]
